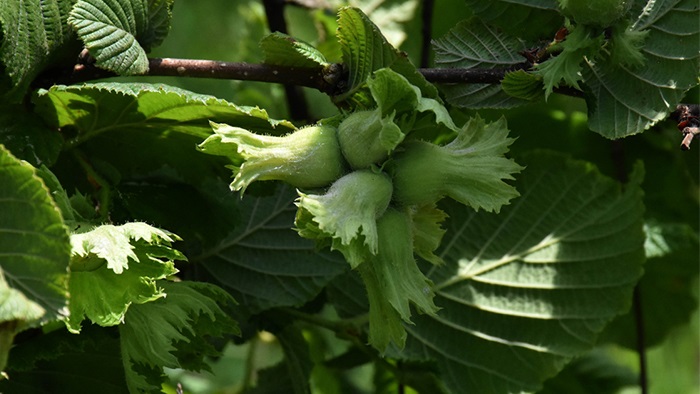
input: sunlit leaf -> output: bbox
[66,222,182,333]
[335,7,437,104]
[68,0,174,75]
[400,152,645,393]
[261,32,327,68]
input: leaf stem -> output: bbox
[610,140,648,394]
[275,308,402,376]
[633,286,649,394]
[278,307,368,333]
[240,335,259,393]
[71,149,111,221]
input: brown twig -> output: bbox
[262,0,311,121]
[420,0,435,68]
[671,104,700,150]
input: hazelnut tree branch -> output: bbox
[36,57,695,149]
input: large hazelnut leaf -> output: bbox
[33,83,295,186]
[398,151,645,394]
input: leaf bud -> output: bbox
[390,116,523,213]
[199,122,346,193]
[337,108,404,169]
[295,169,393,266]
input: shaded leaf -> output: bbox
[276,324,313,394]
[193,185,347,314]
[582,0,700,137]
[33,83,295,185]
[501,70,545,101]
[0,144,70,326]
[400,152,645,393]
[433,19,529,108]
[0,325,126,393]
[120,281,240,393]
[537,347,638,394]
[0,105,62,167]
[0,0,76,101]
[464,0,563,40]
[68,0,174,75]
[601,221,699,349]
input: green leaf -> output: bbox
[0,274,45,374]
[0,325,126,393]
[433,19,530,108]
[33,82,295,185]
[193,185,347,314]
[601,220,699,349]
[535,25,603,98]
[501,69,546,101]
[464,0,563,40]
[538,348,638,394]
[400,152,645,394]
[120,281,240,393]
[643,220,698,259]
[582,0,699,137]
[0,144,71,326]
[351,0,421,50]
[261,32,328,68]
[0,0,75,101]
[66,222,182,333]
[367,68,458,132]
[335,7,437,104]
[0,105,63,167]
[276,325,313,394]
[68,0,174,75]
[70,222,178,274]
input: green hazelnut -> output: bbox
[295,169,393,266]
[337,109,404,169]
[199,122,346,193]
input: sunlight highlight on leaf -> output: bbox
[400,152,645,393]
[68,0,174,75]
